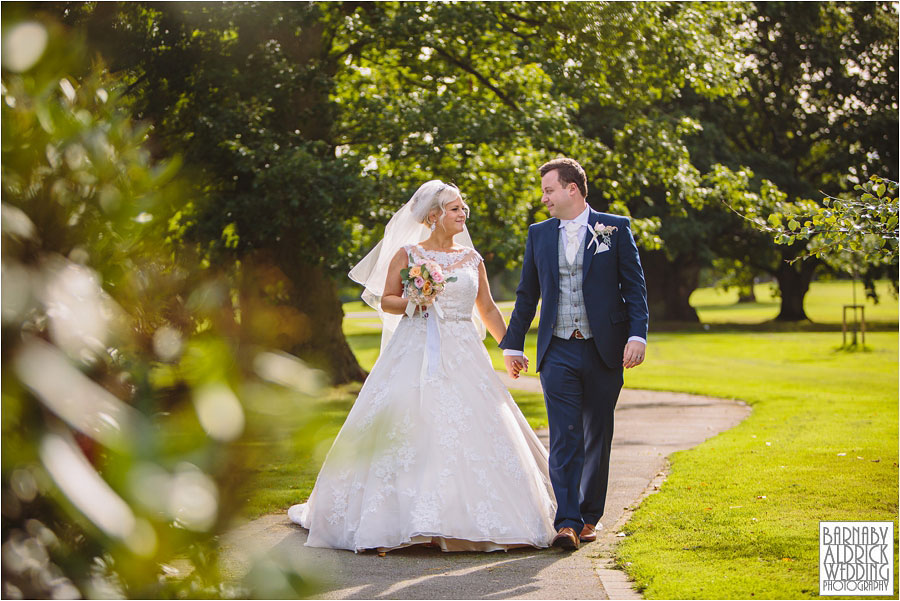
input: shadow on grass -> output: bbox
[832,344,876,353]
[651,320,898,333]
[234,385,361,518]
[694,301,780,311]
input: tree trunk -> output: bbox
[286,261,368,385]
[736,285,757,303]
[241,250,367,385]
[736,270,757,303]
[774,257,819,321]
[641,250,701,322]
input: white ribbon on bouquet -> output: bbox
[405,297,445,378]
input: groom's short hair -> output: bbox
[540,158,587,198]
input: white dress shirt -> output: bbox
[504,206,646,357]
[560,205,591,254]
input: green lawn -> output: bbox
[691,279,897,325]
[617,331,899,599]
[241,280,897,599]
[234,385,357,519]
[346,279,898,328]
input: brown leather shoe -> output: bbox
[551,527,580,550]
[580,523,598,542]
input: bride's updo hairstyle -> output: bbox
[409,180,469,227]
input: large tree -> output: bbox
[539,2,747,321]
[690,1,898,320]
[51,1,752,374]
[53,2,587,381]
[55,2,379,382]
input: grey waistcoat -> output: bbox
[553,229,593,340]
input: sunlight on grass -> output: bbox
[341,300,373,313]
[693,279,897,324]
[243,281,897,598]
[618,331,898,599]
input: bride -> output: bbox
[288,180,556,552]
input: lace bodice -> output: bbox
[404,244,483,321]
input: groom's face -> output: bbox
[541,170,580,219]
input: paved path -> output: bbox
[221,374,750,599]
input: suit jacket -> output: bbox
[499,208,649,371]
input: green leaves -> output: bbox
[768,175,899,267]
[2,16,321,599]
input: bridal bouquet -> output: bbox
[401,258,456,306]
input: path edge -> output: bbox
[592,461,669,600]
[591,396,753,600]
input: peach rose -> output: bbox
[422,281,433,295]
[409,266,422,277]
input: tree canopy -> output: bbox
[690,1,898,319]
[29,0,900,362]
[50,1,753,376]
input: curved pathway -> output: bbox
[220,373,750,599]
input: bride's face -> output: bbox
[437,197,467,235]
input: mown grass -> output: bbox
[241,279,897,599]
[480,329,898,599]
[345,279,898,329]
[615,331,898,600]
[234,385,356,519]
[692,279,897,325]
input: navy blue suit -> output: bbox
[499,208,649,531]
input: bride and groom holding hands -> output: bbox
[289,157,649,553]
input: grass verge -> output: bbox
[616,331,898,599]
[241,282,896,599]
[342,319,898,599]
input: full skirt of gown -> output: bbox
[288,311,557,552]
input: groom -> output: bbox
[500,158,649,550]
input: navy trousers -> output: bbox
[539,336,623,532]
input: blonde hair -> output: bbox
[410,180,469,225]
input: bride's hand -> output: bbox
[504,355,528,379]
[417,294,436,308]
[413,298,433,313]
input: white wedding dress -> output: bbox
[288,244,556,552]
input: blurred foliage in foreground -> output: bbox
[2,17,322,599]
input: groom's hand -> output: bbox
[623,340,646,369]
[504,355,528,379]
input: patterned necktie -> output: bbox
[564,221,581,265]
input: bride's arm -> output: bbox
[474,261,508,344]
[380,248,417,315]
